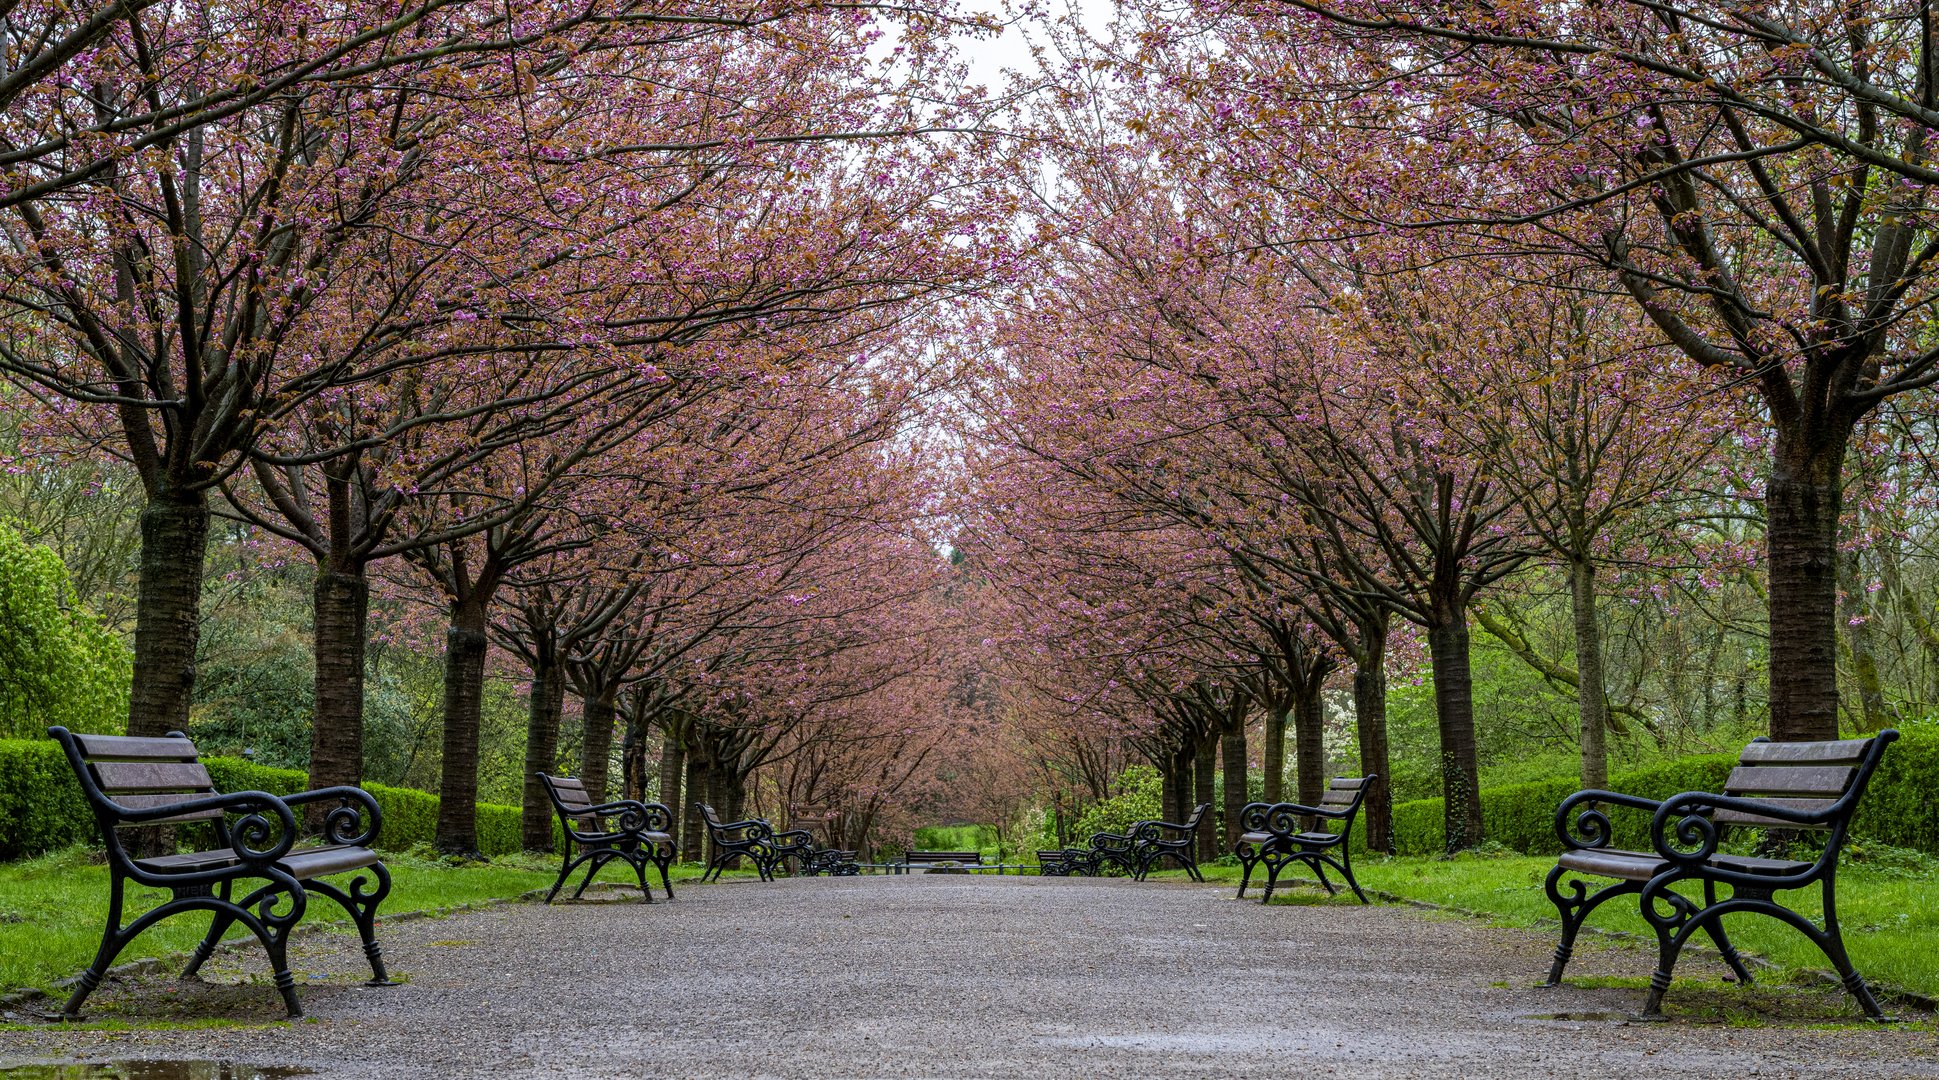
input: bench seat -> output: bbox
[1555,848,1811,882]
[137,843,382,879]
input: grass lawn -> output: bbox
[1150,852,1939,1002]
[0,846,747,996]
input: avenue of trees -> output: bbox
[5,0,1939,858]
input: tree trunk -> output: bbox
[434,599,491,857]
[1428,616,1484,852]
[1193,734,1216,862]
[682,751,709,862]
[309,566,369,814]
[1766,430,1849,741]
[1568,557,1611,790]
[1262,706,1288,803]
[658,731,684,851]
[580,688,618,803]
[1293,679,1326,808]
[520,654,565,852]
[1157,749,1181,826]
[1839,547,1889,732]
[129,494,210,738]
[1353,624,1393,854]
[1221,726,1247,850]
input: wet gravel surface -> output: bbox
[2,874,1936,1078]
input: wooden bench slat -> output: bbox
[1329,777,1368,790]
[1724,764,1853,797]
[107,792,225,822]
[92,761,214,793]
[73,734,200,760]
[1712,797,1840,829]
[1739,739,1871,765]
[1320,790,1355,805]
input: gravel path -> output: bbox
[2,874,1936,1078]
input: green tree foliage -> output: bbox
[1069,765,1162,840]
[0,521,130,737]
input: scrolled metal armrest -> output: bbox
[715,818,774,843]
[1238,802,1273,834]
[1090,830,1134,851]
[1553,789,1664,852]
[283,785,383,848]
[771,829,814,850]
[107,790,300,867]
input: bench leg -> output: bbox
[1699,881,1753,986]
[1639,880,1701,1018]
[64,873,131,1019]
[182,881,236,980]
[308,867,397,984]
[1814,881,1889,1020]
[1235,850,1258,899]
[1542,866,1639,987]
[656,847,676,900]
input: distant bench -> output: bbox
[900,850,984,873]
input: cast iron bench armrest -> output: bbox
[1237,802,1273,834]
[283,786,383,848]
[110,789,300,867]
[710,817,775,840]
[1648,790,1848,868]
[1260,800,1353,825]
[1131,818,1198,843]
[564,799,674,841]
[1553,789,1666,852]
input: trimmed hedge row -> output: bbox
[0,738,525,860]
[1372,725,1939,857]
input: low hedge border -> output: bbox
[0,738,526,860]
[1367,725,1939,857]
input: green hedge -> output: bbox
[0,738,525,860]
[1373,726,1939,857]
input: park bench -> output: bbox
[48,726,393,1019]
[1233,776,1377,904]
[1128,803,1211,881]
[901,850,984,872]
[536,773,674,903]
[1087,827,1146,875]
[695,803,811,881]
[801,848,861,876]
[1037,849,1074,876]
[1545,730,1899,1020]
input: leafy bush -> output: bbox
[1069,765,1162,840]
[0,522,130,739]
[0,737,526,860]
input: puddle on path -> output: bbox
[0,1063,310,1079]
[1520,1012,1635,1023]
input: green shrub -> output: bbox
[1373,727,1939,857]
[0,737,527,860]
[1070,765,1162,840]
[0,523,130,740]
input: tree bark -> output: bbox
[1193,733,1216,862]
[1221,726,1247,850]
[1293,679,1326,808]
[1353,624,1393,854]
[1839,547,1889,732]
[682,750,709,862]
[1568,557,1611,789]
[580,688,618,803]
[1262,706,1287,803]
[1428,616,1484,852]
[658,732,684,852]
[519,655,565,852]
[1765,431,1849,742]
[1158,748,1182,826]
[128,494,210,738]
[309,567,369,811]
[434,599,491,856]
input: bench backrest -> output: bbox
[1181,803,1209,830]
[51,728,226,826]
[538,773,603,830]
[907,850,983,863]
[1718,734,1895,835]
[1306,775,1376,834]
